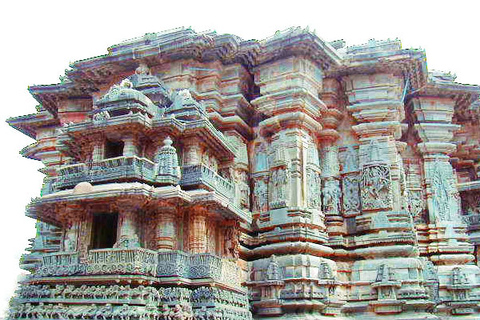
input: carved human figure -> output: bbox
[306,169,321,209]
[361,164,392,210]
[253,180,268,212]
[224,225,239,258]
[323,180,340,214]
[270,168,289,205]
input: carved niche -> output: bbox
[361,164,393,211]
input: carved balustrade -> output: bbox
[86,248,158,276]
[38,252,83,276]
[180,164,234,199]
[37,250,241,287]
[55,156,157,189]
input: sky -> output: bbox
[1,0,479,316]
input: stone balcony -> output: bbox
[54,159,234,201]
[54,156,176,189]
[36,249,241,288]
[180,164,234,200]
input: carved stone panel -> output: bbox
[343,174,361,216]
[269,167,289,209]
[253,179,268,212]
[323,179,341,214]
[361,164,393,211]
[306,168,321,209]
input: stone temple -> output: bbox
[6,27,480,319]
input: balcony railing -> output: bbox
[86,248,158,276]
[55,156,157,189]
[37,249,241,287]
[180,164,234,199]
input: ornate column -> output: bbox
[183,139,201,166]
[114,200,140,248]
[91,134,105,162]
[154,207,177,250]
[321,141,342,240]
[123,134,139,157]
[412,93,480,315]
[189,207,207,254]
[344,70,427,318]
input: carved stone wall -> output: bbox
[8,28,480,319]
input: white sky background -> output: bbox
[1,0,479,316]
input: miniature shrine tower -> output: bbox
[7,27,480,319]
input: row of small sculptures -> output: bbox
[17,285,248,308]
[9,303,251,320]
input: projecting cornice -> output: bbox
[27,27,342,118]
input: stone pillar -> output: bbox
[60,204,85,252]
[249,56,339,317]
[321,141,343,238]
[183,140,201,166]
[154,208,177,250]
[92,139,104,162]
[345,72,428,318]
[189,207,207,253]
[115,201,140,248]
[412,95,480,315]
[123,134,139,157]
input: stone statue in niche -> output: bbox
[323,179,340,214]
[361,164,392,210]
[343,175,361,215]
[306,169,321,209]
[253,179,268,212]
[270,167,289,208]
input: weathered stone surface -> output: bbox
[6,27,480,319]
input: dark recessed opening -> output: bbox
[91,213,118,249]
[105,139,124,159]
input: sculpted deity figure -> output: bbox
[270,168,289,206]
[224,225,240,258]
[253,180,268,212]
[306,169,321,209]
[323,180,340,214]
[361,164,392,210]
